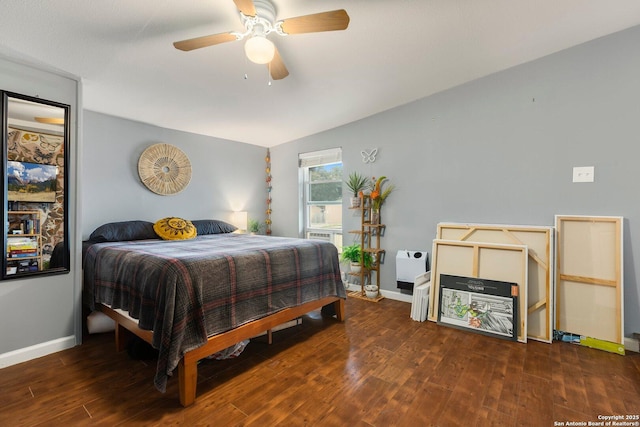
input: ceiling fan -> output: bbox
[34,117,64,125]
[173,0,350,80]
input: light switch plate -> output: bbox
[573,166,594,183]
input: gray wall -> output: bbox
[271,25,640,337]
[82,112,268,238]
[0,55,80,356]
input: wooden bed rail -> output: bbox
[96,296,345,406]
[96,305,153,351]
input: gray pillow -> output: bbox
[89,220,158,242]
[191,219,237,235]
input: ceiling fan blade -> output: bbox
[269,48,289,80]
[280,9,350,35]
[233,0,256,17]
[173,32,237,51]
[35,117,64,125]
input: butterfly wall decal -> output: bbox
[361,148,378,163]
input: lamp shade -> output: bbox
[244,36,275,64]
[232,211,248,231]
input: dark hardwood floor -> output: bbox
[1,297,639,426]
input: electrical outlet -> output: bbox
[573,166,594,183]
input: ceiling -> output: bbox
[2,0,640,148]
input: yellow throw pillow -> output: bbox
[153,217,197,240]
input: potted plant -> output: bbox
[340,243,373,273]
[248,218,261,234]
[368,176,395,224]
[364,284,379,299]
[345,172,368,208]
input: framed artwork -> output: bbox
[7,160,57,202]
[438,274,518,341]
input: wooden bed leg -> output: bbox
[334,299,345,322]
[267,329,273,345]
[178,358,198,407]
[115,323,131,352]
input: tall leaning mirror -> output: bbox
[2,91,70,279]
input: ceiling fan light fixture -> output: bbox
[244,35,275,64]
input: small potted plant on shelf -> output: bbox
[341,243,362,273]
[364,283,379,299]
[340,243,373,273]
[368,176,395,224]
[345,171,368,208]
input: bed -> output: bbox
[83,219,346,406]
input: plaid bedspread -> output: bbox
[83,233,346,392]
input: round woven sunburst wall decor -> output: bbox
[138,143,192,195]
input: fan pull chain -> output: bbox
[267,62,272,86]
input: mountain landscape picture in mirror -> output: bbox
[7,161,57,202]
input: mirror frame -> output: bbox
[1,91,70,279]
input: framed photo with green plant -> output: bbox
[437,274,518,341]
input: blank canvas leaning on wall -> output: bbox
[436,223,554,343]
[428,239,529,343]
[555,215,624,345]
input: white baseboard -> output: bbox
[380,289,413,303]
[0,336,76,369]
[624,337,639,353]
[343,283,413,303]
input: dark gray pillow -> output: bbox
[191,219,237,235]
[89,220,158,242]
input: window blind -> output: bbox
[298,148,342,168]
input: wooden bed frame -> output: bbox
[97,296,345,407]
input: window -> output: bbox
[307,162,343,230]
[299,148,342,248]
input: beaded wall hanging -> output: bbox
[265,149,272,235]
